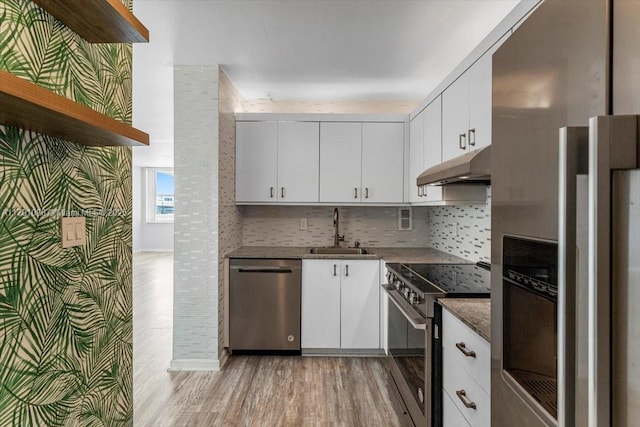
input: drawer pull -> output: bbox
[456,342,476,358]
[456,389,477,410]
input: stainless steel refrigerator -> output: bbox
[491,0,640,426]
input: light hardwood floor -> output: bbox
[133,252,401,426]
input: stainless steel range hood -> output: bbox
[417,145,491,186]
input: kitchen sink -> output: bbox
[309,247,369,255]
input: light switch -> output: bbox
[66,225,75,240]
[61,216,86,248]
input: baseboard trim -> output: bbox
[218,349,230,369]
[168,358,220,371]
[301,348,385,357]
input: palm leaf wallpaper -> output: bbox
[0,0,134,425]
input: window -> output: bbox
[146,168,174,223]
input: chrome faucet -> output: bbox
[333,208,345,247]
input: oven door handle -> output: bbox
[383,285,426,330]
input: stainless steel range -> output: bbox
[383,262,490,427]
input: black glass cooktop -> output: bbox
[388,262,491,297]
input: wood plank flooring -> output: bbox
[133,252,401,426]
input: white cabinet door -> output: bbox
[467,54,492,151]
[361,122,404,203]
[319,122,362,203]
[340,260,380,349]
[409,110,425,203]
[422,96,444,202]
[442,74,470,162]
[277,121,320,202]
[301,260,341,349]
[236,121,278,202]
[443,389,472,427]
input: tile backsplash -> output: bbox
[428,201,491,263]
[242,206,430,247]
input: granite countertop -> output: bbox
[369,247,470,264]
[225,246,472,264]
[438,298,491,342]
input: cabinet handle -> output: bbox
[354,187,358,199]
[281,187,285,198]
[469,128,476,147]
[417,186,422,197]
[365,187,369,199]
[345,264,349,277]
[459,133,467,150]
[270,187,274,198]
[333,264,337,276]
[456,390,477,410]
[422,185,427,197]
[455,342,477,358]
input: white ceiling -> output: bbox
[134,0,522,101]
[132,0,525,164]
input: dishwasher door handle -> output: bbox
[237,267,294,274]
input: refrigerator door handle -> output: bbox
[587,115,638,427]
[558,126,589,427]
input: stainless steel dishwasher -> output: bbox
[229,258,301,352]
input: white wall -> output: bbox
[132,3,176,253]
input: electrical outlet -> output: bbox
[299,218,308,230]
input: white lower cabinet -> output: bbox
[442,307,491,427]
[301,260,341,348]
[301,259,380,350]
[443,388,471,427]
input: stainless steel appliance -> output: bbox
[502,236,558,417]
[384,263,490,427]
[229,259,301,352]
[416,145,491,186]
[492,0,640,425]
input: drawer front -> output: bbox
[442,350,490,427]
[443,388,471,427]
[442,308,490,392]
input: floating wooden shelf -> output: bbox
[0,70,149,147]
[31,0,149,43]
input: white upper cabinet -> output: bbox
[237,115,406,205]
[236,121,319,203]
[319,122,363,203]
[422,96,444,202]
[467,53,492,151]
[320,121,404,204]
[442,72,471,162]
[411,96,443,203]
[277,121,320,202]
[409,109,425,203]
[236,121,278,202]
[362,122,404,203]
[441,34,507,162]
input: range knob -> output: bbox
[403,287,411,298]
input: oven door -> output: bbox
[386,288,431,427]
